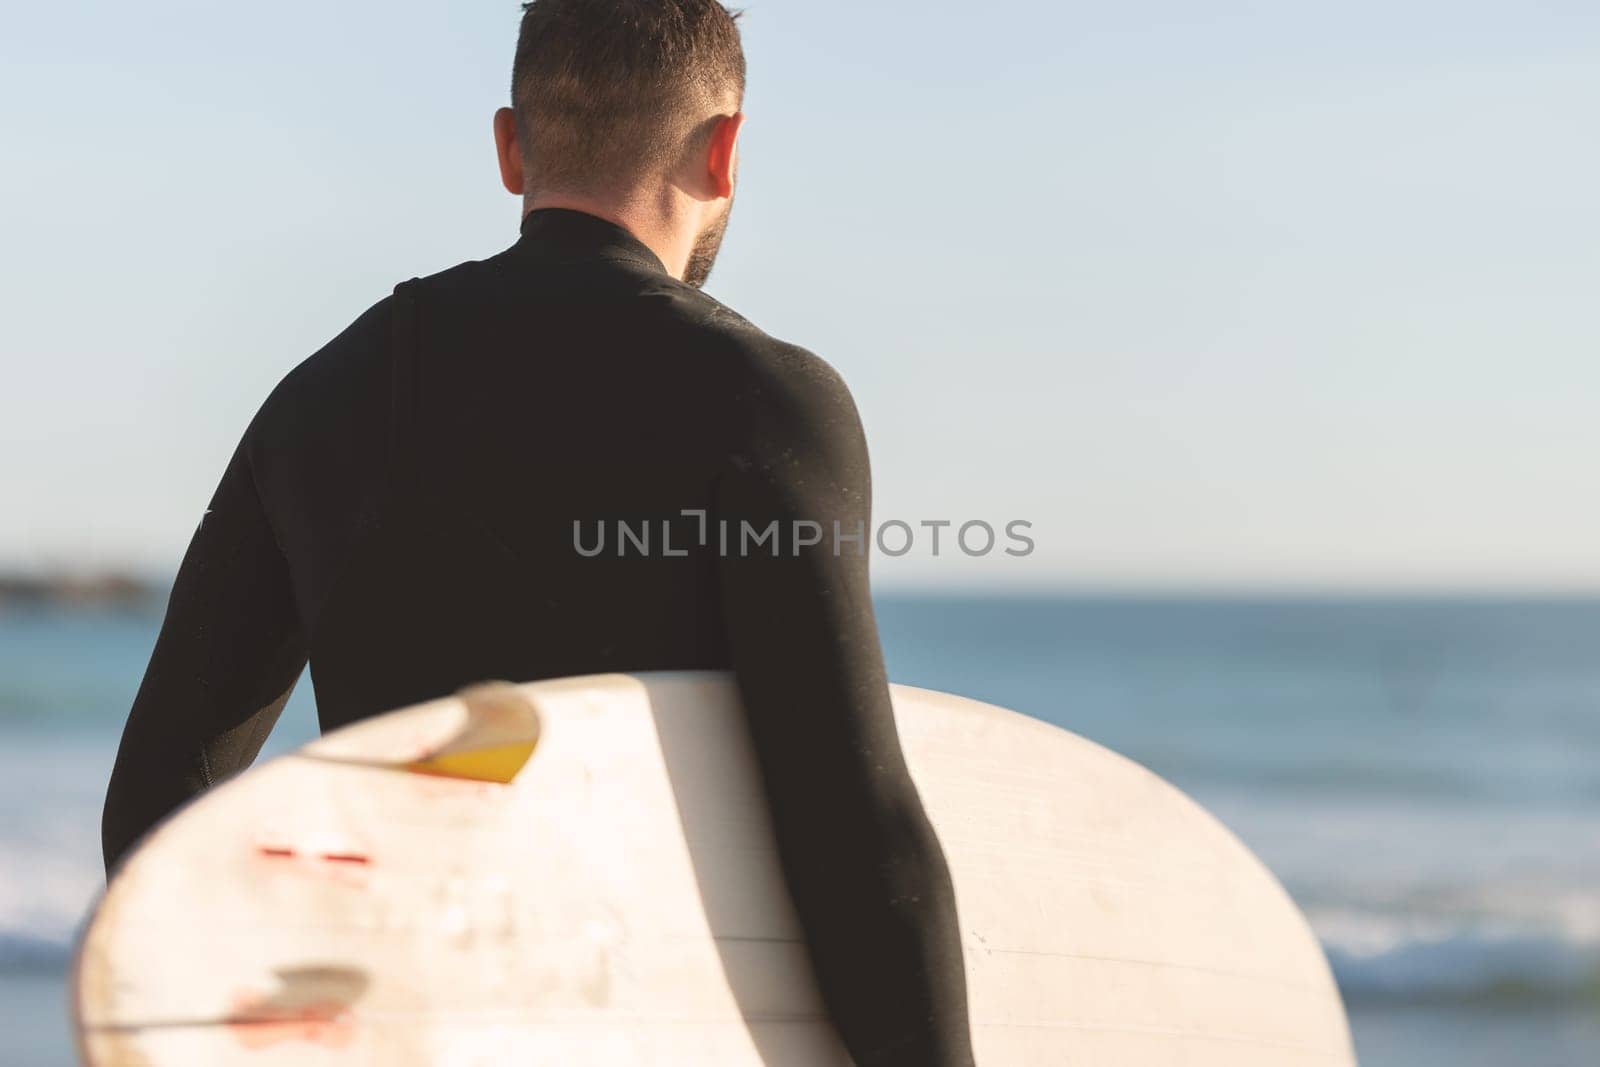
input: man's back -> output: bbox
[254,209,835,726]
[104,208,976,1064]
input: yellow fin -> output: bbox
[404,740,538,784]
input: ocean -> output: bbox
[3,594,1598,1065]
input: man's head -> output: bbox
[494,0,747,287]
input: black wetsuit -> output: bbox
[103,208,975,1065]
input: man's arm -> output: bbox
[712,349,976,1066]
[102,436,307,874]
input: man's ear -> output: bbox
[706,111,745,200]
[493,107,525,197]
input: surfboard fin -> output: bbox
[401,683,542,783]
[299,681,542,783]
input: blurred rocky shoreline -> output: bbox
[0,572,160,612]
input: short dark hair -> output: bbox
[512,0,746,196]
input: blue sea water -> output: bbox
[3,594,1599,1065]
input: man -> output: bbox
[103,1,975,1063]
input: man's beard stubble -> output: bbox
[683,195,734,290]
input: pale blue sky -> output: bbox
[2,1,1597,590]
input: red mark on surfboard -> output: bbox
[252,836,373,887]
[226,966,368,1049]
[319,851,371,865]
[226,997,357,1050]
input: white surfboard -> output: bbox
[74,672,1355,1065]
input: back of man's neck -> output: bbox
[523,191,689,280]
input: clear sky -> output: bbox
[2,1,1597,591]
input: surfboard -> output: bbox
[74,672,1356,1065]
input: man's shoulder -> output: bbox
[637,277,851,404]
[245,292,396,455]
[629,282,868,470]
[250,256,484,410]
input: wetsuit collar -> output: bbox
[517,208,669,277]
